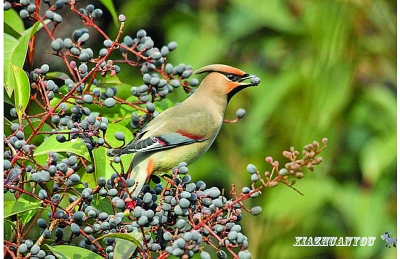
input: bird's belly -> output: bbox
[152,142,210,174]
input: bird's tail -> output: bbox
[128,153,154,198]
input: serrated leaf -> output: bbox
[34,135,91,161]
[46,245,104,259]
[12,64,30,120]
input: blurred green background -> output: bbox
[105,0,396,258]
[30,0,396,258]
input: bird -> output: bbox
[108,64,260,197]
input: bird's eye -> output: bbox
[226,74,237,81]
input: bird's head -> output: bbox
[194,64,260,101]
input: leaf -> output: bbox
[4,8,25,35]
[99,0,119,26]
[46,71,71,81]
[11,64,30,120]
[4,34,19,96]
[4,198,41,225]
[4,200,41,218]
[92,147,107,180]
[4,219,15,241]
[82,147,107,188]
[90,146,134,184]
[46,245,104,259]
[114,238,138,258]
[34,135,91,161]
[98,74,122,86]
[105,123,134,148]
[97,232,142,258]
[11,21,44,67]
[360,134,396,186]
[5,21,46,97]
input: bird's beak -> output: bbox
[239,74,260,86]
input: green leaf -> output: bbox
[5,21,46,97]
[114,238,138,258]
[4,219,15,241]
[91,146,134,183]
[99,0,119,26]
[105,123,134,148]
[91,147,107,180]
[4,8,25,35]
[4,200,41,218]
[360,134,396,186]
[46,71,71,81]
[4,198,41,225]
[4,34,19,96]
[98,74,123,86]
[46,245,104,259]
[34,135,91,161]
[82,147,108,188]
[12,21,44,67]
[98,232,142,258]
[12,64,30,120]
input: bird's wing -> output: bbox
[111,110,216,155]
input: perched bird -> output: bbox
[109,64,260,197]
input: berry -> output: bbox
[27,4,36,14]
[51,193,61,203]
[104,98,116,108]
[19,9,29,19]
[71,223,80,234]
[30,245,40,255]
[19,244,28,253]
[114,132,125,141]
[104,39,113,47]
[238,250,252,259]
[83,94,93,104]
[118,14,126,22]
[251,206,262,215]
[37,218,48,228]
[168,41,177,51]
[40,64,50,74]
[92,9,103,18]
[79,52,90,62]
[236,108,246,119]
[250,76,261,85]
[246,164,257,174]
[38,189,48,200]
[51,40,62,51]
